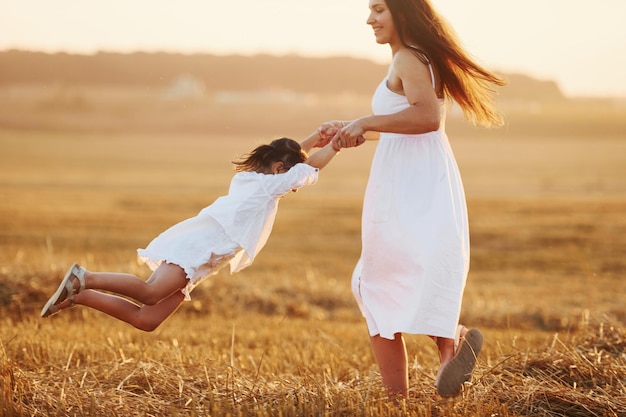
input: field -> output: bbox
[0,89,625,416]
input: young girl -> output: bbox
[41,132,340,331]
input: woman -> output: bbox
[318,0,504,398]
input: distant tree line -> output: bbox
[0,50,565,101]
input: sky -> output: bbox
[1,0,625,98]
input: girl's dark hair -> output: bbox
[385,0,505,127]
[232,137,308,173]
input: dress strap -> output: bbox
[426,63,436,90]
[407,45,436,89]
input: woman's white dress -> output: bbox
[138,163,319,300]
[351,70,470,340]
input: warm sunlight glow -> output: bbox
[1,0,625,97]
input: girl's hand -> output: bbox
[316,120,345,147]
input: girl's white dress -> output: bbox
[138,163,319,300]
[351,67,470,340]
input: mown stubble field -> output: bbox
[0,97,625,416]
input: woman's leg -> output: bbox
[431,326,468,366]
[370,333,408,398]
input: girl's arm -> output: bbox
[299,130,325,154]
[304,142,338,170]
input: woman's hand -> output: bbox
[332,118,367,150]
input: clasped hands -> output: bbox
[315,120,366,151]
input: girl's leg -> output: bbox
[53,262,189,331]
[78,262,188,305]
[370,333,408,398]
[70,289,185,331]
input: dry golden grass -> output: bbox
[1,92,626,416]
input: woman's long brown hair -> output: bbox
[386,0,505,127]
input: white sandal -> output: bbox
[40,294,77,318]
[40,263,86,317]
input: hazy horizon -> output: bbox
[1,0,625,98]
